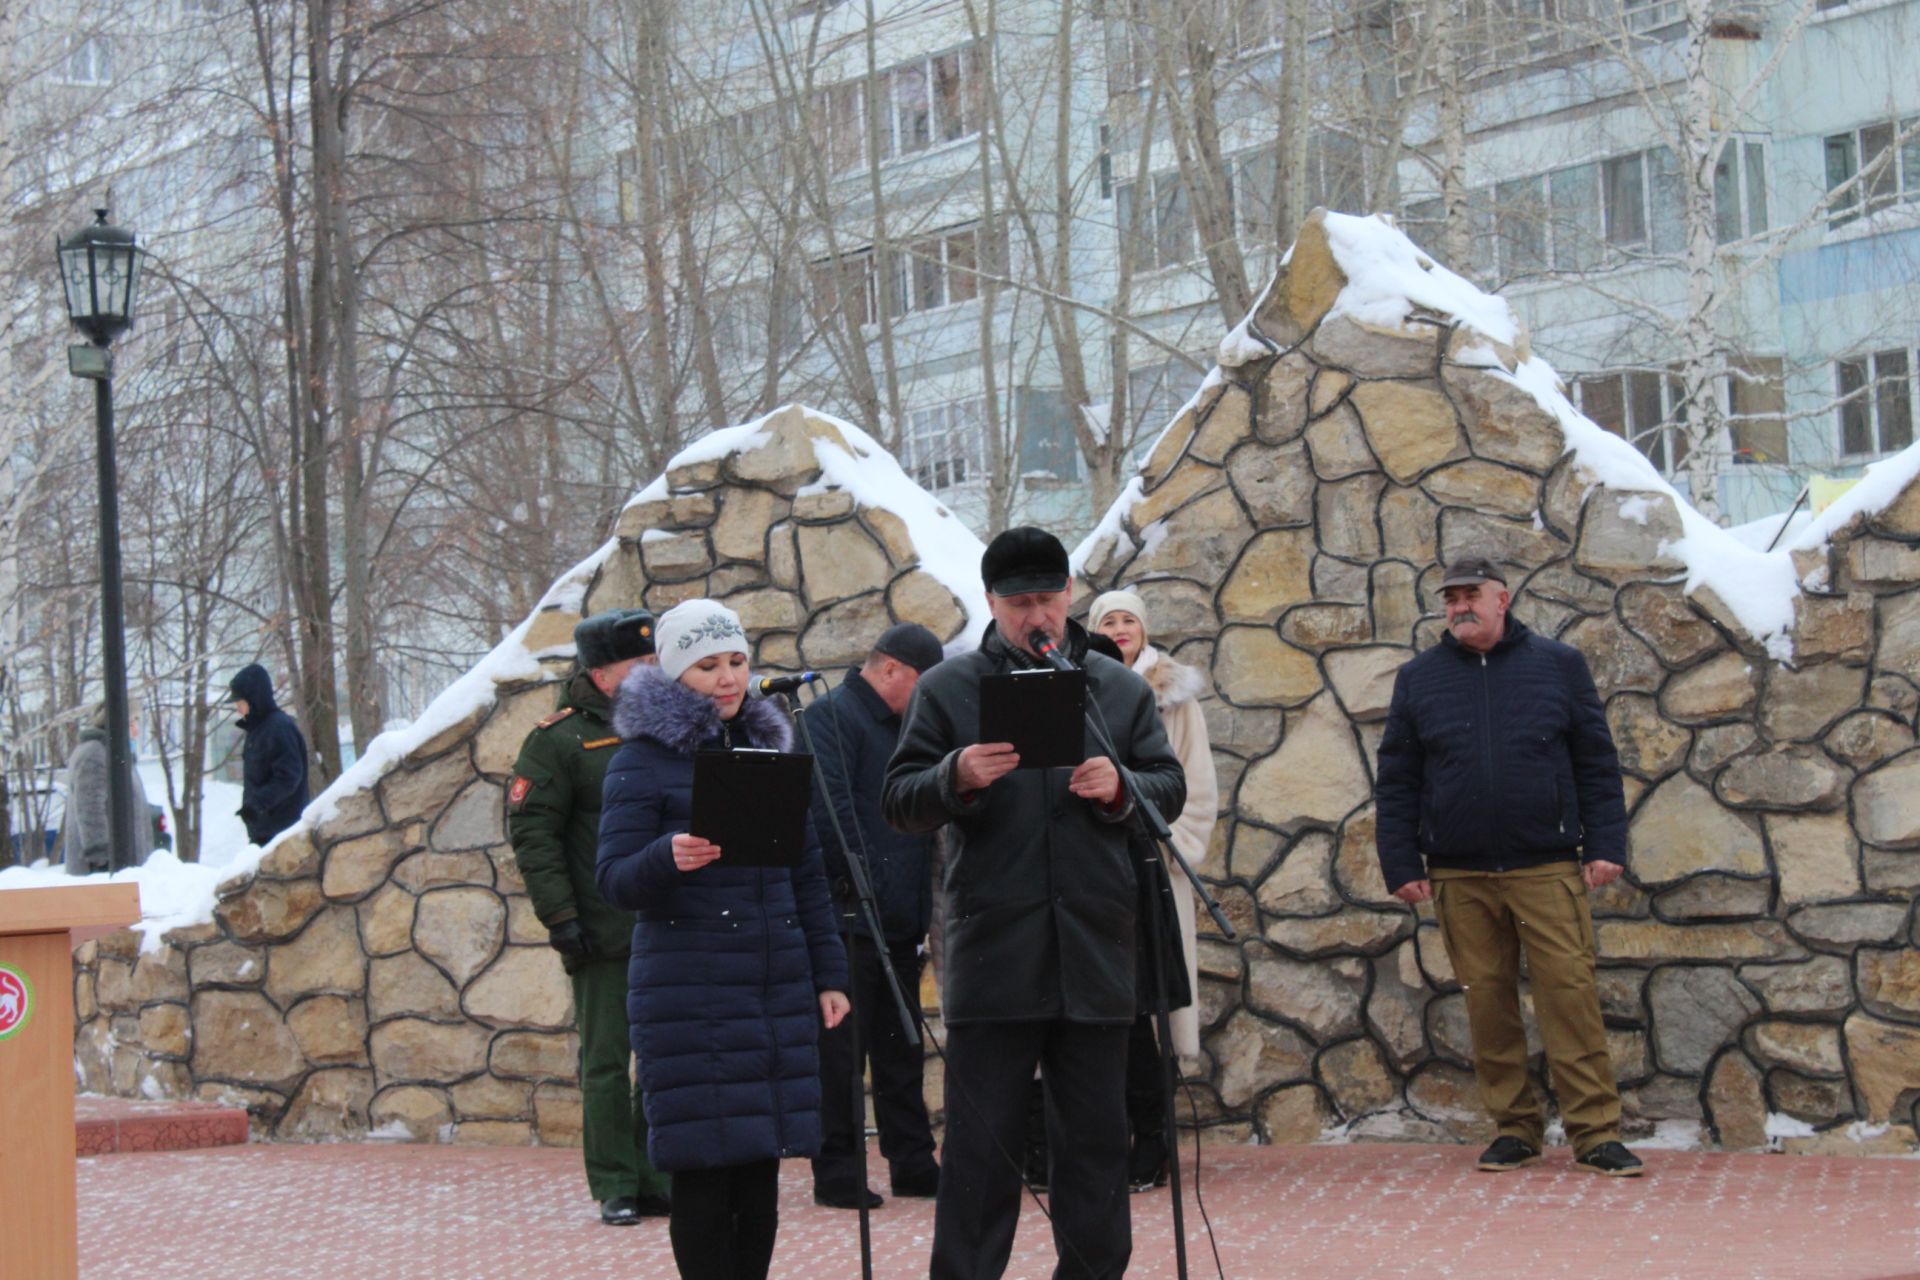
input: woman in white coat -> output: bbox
[1088,589,1218,1190]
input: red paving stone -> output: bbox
[72,1095,249,1157]
[75,1140,1920,1279]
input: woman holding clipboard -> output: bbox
[595,598,850,1280]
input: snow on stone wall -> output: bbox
[1071,210,1920,1154]
[70,404,984,1142]
[72,215,1920,1155]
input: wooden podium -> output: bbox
[0,883,142,1279]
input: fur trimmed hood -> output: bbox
[611,664,794,754]
[1133,644,1206,710]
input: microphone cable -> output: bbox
[1079,639,1232,1280]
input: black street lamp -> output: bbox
[57,209,143,873]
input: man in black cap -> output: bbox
[1375,556,1644,1177]
[806,622,946,1210]
[884,528,1186,1280]
[508,608,675,1224]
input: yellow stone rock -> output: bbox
[1842,1013,1920,1122]
[1212,626,1321,706]
[1132,463,1228,529]
[1219,528,1317,624]
[1238,694,1372,829]
[796,522,891,608]
[1191,384,1254,463]
[1350,380,1467,484]
[862,508,917,565]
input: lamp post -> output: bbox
[56,209,142,874]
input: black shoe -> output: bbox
[812,1185,884,1210]
[1127,1131,1169,1193]
[600,1196,642,1225]
[1575,1141,1645,1177]
[889,1165,940,1198]
[633,1191,672,1217]
[1475,1136,1541,1172]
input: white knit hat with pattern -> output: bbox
[655,599,749,682]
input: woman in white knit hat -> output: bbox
[1086,587,1217,1192]
[596,598,850,1279]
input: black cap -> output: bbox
[981,526,1070,597]
[1439,556,1508,589]
[574,609,656,669]
[872,622,944,673]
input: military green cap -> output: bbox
[574,609,656,669]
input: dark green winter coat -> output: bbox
[507,672,635,958]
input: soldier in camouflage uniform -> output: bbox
[508,609,673,1225]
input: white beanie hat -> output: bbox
[655,599,749,681]
[1087,589,1150,642]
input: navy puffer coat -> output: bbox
[1374,617,1628,892]
[594,666,848,1172]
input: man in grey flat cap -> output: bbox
[1375,556,1643,1178]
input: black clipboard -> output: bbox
[690,749,814,867]
[979,668,1087,770]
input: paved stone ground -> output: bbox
[77,1141,1920,1279]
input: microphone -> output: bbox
[748,671,821,698]
[1028,631,1077,673]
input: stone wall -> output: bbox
[70,406,979,1141]
[74,216,1920,1153]
[1071,212,1920,1153]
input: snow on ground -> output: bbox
[0,761,265,953]
[1636,1120,1707,1151]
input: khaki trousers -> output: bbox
[1432,862,1621,1155]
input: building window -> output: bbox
[615,148,640,225]
[882,46,983,163]
[816,224,990,326]
[1231,0,1275,55]
[1714,139,1769,243]
[1577,370,1689,476]
[822,82,865,177]
[1727,357,1787,465]
[810,248,879,328]
[1837,350,1914,456]
[1825,119,1920,227]
[1104,4,1154,94]
[903,397,987,491]
[1016,387,1081,480]
[1548,163,1603,271]
[55,34,111,85]
[1126,359,1205,446]
[893,224,985,317]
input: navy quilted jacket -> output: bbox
[1374,618,1628,892]
[594,666,848,1172]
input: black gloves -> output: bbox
[547,918,593,972]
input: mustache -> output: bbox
[1450,612,1482,625]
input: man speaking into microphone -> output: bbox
[884,527,1185,1280]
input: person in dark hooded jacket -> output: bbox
[226,664,309,846]
[595,598,849,1280]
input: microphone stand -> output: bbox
[783,683,922,1280]
[1033,631,1235,1280]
